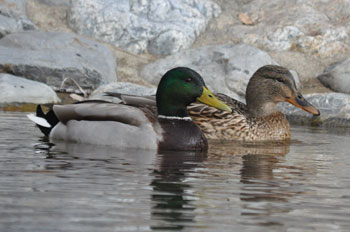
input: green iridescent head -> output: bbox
[156,67,231,117]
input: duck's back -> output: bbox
[49,102,160,149]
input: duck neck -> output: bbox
[247,100,279,118]
[157,100,190,118]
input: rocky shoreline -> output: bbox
[0,0,349,128]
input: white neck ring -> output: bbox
[158,115,192,121]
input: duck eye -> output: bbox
[185,78,192,83]
[276,78,284,83]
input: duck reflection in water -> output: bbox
[34,137,307,230]
[150,150,207,231]
[35,139,206,231]
[209,141,293,221]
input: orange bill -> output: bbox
[285,93,320,116]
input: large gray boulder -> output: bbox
[317,58,350,94]
[140,44,277,100]
[0,73,60,104]
[279,93,350,127]
[67,0,221,55]
[0,0,36,37]
[0,31,117,90]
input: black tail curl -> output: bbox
[36,105,59,137]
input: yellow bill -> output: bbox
[197,87,232,113]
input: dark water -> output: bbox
[1,112,350,232]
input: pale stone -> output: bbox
[318,58,350,94]
[67,0,221,55]
[0,31,117,90]
[0,73,60,104]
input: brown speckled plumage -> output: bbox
[189,94,290,141]
[188,65,320,142]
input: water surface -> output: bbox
[0,112,350,232]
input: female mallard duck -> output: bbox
[28,67,231,151]
[188,65,320,142]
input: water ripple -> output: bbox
[0,112,350,231]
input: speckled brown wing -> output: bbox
[188,93,252,140]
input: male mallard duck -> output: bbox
[188,65,320,141]
[28,67,231,151]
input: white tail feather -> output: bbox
[27,114,51,128]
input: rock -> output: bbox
[279,93,350,128]
[269,51,324,81]
[111,47,154,84]
[239,1,350,58]
[0,0,36,37]
[89,82,156,103]
[0,31,117,90]
[37,0,71,6]
[0,73,60,104]
[317,58,350,94]
[67,0,221,55]
[26,0,73,33]
[197,0,350,59]
[140,44,277,100]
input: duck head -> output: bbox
[246,65,320,117]
[156,67,232,117]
